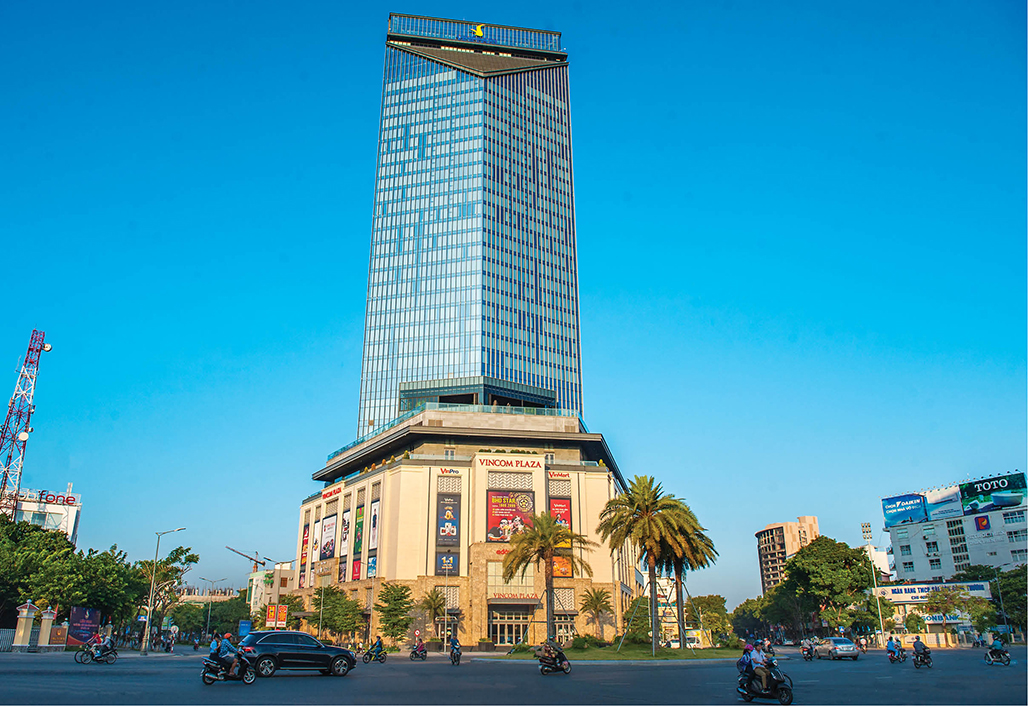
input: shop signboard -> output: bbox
[436,551,458,576]
[339,509,351,559]
[320,514,337,561]
[882,494,928,528]
[873,581,991,603]
[486,491,534,542]
[960,472,1027,516]
[68,607,101,647]
[369,500,381,551]
[549,497,573,578]
[353,506,365,555]
[437,494,461,547]
[275,604,288,629]
[367,556,377,578]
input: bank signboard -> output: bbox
[486,491,535,542]
[873,581,991,604]
[959,472,1026,516]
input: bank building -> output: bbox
[293,14,636,648]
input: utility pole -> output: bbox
[200,576,226,640]
[862,523,887,646]
[140,527,185,656]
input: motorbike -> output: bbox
[538,646,571,675]
[912,647,932,669]
[737,656,793,705]
[201,653,257,685]
[409,645,428,661]
[76,644,117,664]
[859,643,868,655]
[450,645,462,665]
[800,645,813,662]
[362,649,387,664]
[887,647,907,664]
[984,648,1010,666]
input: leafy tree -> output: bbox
[374,583,414,644]
[622,596,651,644]
[419,588,446,637]
[208,590,251,636]
[950,564,1026,631]
[904,611,926,633]
[312,586,363,638]
[965,596,998,634]
[731,597,765,638]
[136,546,199,629]
[849,594,896,635]
[503,512,595,642]
[580,588,613,641]
[598,476,692,655]
[169,602,205,635]
[760,577,817,636]
[785,536,872,629]
[652,499,717,647]
[921,586,969,635]
[684,594,730,639]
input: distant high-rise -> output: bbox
[357,14,582,434]
[755,516,820,594]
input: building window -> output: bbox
[488,609,530,646]
[444,448,455,460]
[553,614,576,642]
[925,541,939,553]
[896,528,909,539]
[280,577,288,588]
[544,453,554,464]
[923,525,936,537]
[1003,510,1025,525]
[902,562,915,573]
[929,558,942,570]
[954,563,971,572]
[1011,549,1028,563]
[487,561,533,593]
[1007,529,1027,544]
[899,545,912,556]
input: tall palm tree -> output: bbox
[653,501,717,648]
[580,587,613,641]
[419,589,446,641]
[502,513,596,643]
[598,475,691,655]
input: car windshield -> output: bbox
[832,638,854,645]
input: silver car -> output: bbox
[814,637,859,661]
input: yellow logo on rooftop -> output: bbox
[472,23,484,37]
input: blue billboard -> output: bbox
[882,493,928,528]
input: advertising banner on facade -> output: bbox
[486,491,535,542]
[298,564,306,589]
[310,519,321,565]
[266,604,276,627]
[367,556,377,578]
[549,497,573,578]
[351,559,361,581]
[320,514,337,561]
[369,500,380,551]
[924,486,963,521]
[339,509,351,559]
[960,472,1027,515]
[353,506,365,554]
[275,604,288,628]
[436,551,458,576]
[882,494,928,528]
[68,607,101,647]
[437,494,461,547]
[299,523,310,569]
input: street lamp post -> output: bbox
[200,576,226,642]
[140,527,185,656]
[861,523,887,646]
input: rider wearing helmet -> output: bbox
[218,633,240,677]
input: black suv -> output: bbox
[239,631,356,678]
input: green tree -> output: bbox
[904,611,926,633]
[954,564,1027,631]
[208,590,251,636]
[312,586,363,639]
[419,588,446,638]
[921,586,969,635]
[502,512,595,643]
[965,596,998,634]
[598,476,691,655]
[759,577,818,636]
[622,596,651,644]
[136,545,199,629]
[580,588,613,641]
[169,602,205,635]
[849,594,896,636]
[785,536,873,629]
[684,594,730,640]
[374,583,415,644]
[731,597,766,638]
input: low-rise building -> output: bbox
[247,562,296,615]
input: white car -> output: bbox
[814,637,859,661]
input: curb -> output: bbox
[471,657,742,666]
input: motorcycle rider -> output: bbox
[751,642,770,692]
[912,635,928,663]
[369,635,384,660]
[988,636,1006,660]
[859,636,867,653]
[218,633,240,677]
[449,633,461,659]
[886,635,898,660]
[414,635,425,655]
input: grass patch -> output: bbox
[487,644,740,661]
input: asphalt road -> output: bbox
[0,647,1023,704]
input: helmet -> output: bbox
[744,644,753,652]
[224,633,232,639]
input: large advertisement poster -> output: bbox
[882,494,928,528]
[367,556,377,578]
[486,491,535,542]
[924,486,963,521]
[320,514,337,561]
[339,509,351,559]
[298,523,310,589]
[960,472,1027,515]
[353,506,365,554]
[309,519,321,588]
[68,607,101,646]
[437,494,461,547]
[276,604,288,629]
[436,551,458,576]
[549,497,573,578]
[369,500,380,551]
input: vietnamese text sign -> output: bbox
[436,551,458,576]
[437,494,461,547]
[882,494,928,528]
[874,582,991,604]
[275,604,288,628]
[68,607,100,647]
[486,491,535,542]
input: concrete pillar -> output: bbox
[37,609,56,649]
[12,602,37,653]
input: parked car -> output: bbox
[814,637,859,661]
[238,630,356,677]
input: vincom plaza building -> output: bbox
[293,15,638,647]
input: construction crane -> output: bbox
[226,546,267,573]
[0,330,52,520]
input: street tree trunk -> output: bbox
[648,556,658,656]
[544,550,555,643]
[674,562,685,648]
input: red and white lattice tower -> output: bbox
[0,330,51,520]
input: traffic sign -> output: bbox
[414,629,420,637]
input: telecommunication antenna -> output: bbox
[0,330,52,519]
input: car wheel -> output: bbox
[256,656,277,677]
[331,657,350,677]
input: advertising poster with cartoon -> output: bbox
[486,491,534,542]
[549,497,573,578]
[353,506,365,554]
[437,494,461,547]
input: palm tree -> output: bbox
[597,475,692,655]
[419,589,446,641]
[502,513,596,643]
[653,501,717,648]
[580,588,613,641]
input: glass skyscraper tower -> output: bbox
[357,14,582,434]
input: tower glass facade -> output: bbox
[357,15,581,433]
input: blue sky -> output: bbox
[2,0,1024,610]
